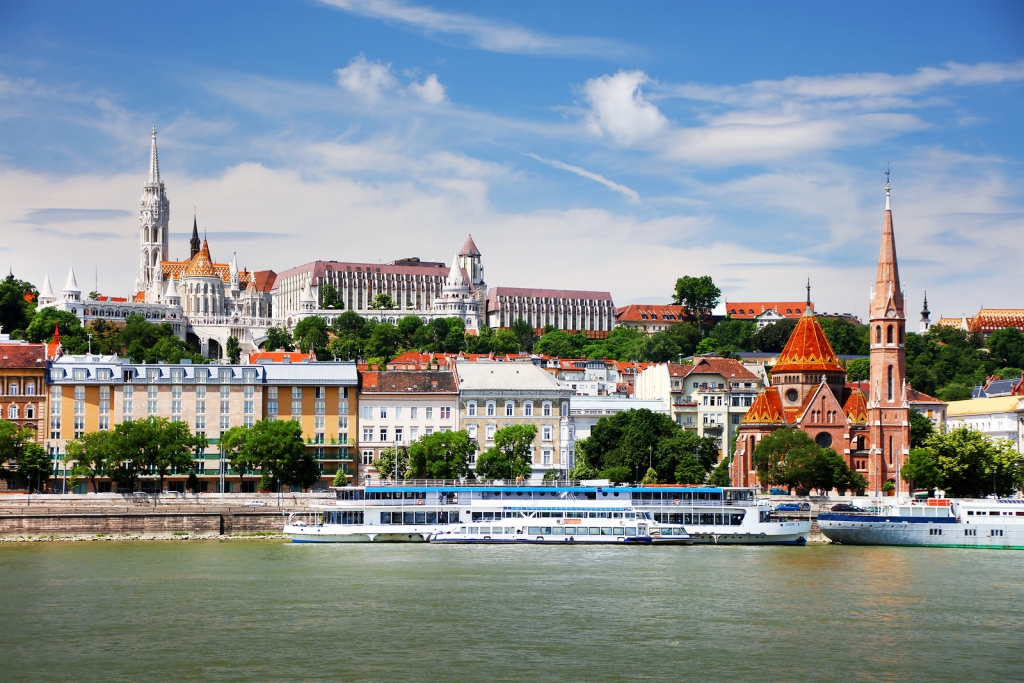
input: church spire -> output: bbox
[804,278,813,315]
[870,172,903,319]
[148,127,161,184]
[190,209,201,258]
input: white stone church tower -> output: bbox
[134,127,170,300]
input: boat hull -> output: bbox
[819,516,1024,549]
[688,521,811,545]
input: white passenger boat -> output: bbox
[818,497,1024,549]
[284,483,809,545]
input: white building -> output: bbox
[946,396,1024,452]
[569,396,669,441]
[456,360,574,480]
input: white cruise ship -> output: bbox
[818,497,1024,549]
[284,484,810,545]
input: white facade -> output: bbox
[946,397,1024,452]
[570,397,669,441]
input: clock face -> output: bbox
[886,308,896,318]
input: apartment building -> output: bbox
[46,355,357,492]
[356,370,460,482]
[456,360,574,479]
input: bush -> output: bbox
[543,468,560,482]
[258,471,275,492]
[331,468,349,487]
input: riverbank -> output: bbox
[1,531,288,542]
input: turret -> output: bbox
[38,274,56,307]
[62,266,81,303]
[919,291,931,334]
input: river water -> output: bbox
[1,541,1021,682]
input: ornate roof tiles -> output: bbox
[771,311,844,373]
[742,388,788,425]
[842,388,868,424]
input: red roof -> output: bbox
[0,343,47,368]
[727,301,808,319]
[969,309,1024,334]
[742,388,787,425]
[459,234,481,256]
[667,357,759,381]
[615,304,692,324]
[251,270,277,293]
[842,389,868,424]
[771,312,844,373]
[248,351,312,363]
[359,370,459,394]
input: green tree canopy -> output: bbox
[0,422,34,482]
[534,330,587,358]
[293,316,330,355]
[820,318,869,355]
[709,318,757,353]
[708,458,732,486]
[262,327,295,352]
[845,358,870,382]
[489,328,521,355]
[369,293,397,310]
[900,447,942,491]
[987,327,1024,369]
[365,322,402,362]
[909,408,935,448]
[751,319,797,353]
[226,336,242,364]
[25,307,89,353]
[672,276,721,333]
[65,430,114,492]
[408,430,475,480]
[476,424,537,481]
[913,426,1023,497]
[751,427,817,489]
[510,319,536,352]
[375,446,409,482]
[0,272,39,337]
[18,442,50,491]
[320,283,342,310]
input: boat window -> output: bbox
[553,527,564,535]
[575,527,588,535]
[967,511,974,515]
[682,492,692,501]
[710,492,722,500]
[730,513,745,525]
[613,527,624,535]
[589,527,601,535]
[624,528,636,536]
[528,527,541,535]
[990,511,1000,515]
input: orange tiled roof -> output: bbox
[969,308,1024,334]
[668,357,759,381]
[934,316,970,330]
[742,388,787,424]
[727,301,808,319]
[133,291,146,302]
[0,343,47,368]
[615,304,691,324]
[771,312,844,373]
[248,351,312,363]
[842,389,868,424]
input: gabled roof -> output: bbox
[251,270,277,292]
[726,301,808,319]
[459,234,481,256]
[360,370,459,394]
[771,312,843,373]
[742,388,787,425]
[670,357,759,381]
[615,304,691,323]
[842,388,868,424]
[969,308,1024,334]
[0,343,47,368]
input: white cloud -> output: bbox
[320,0,632,58]
[408,73,446,104]
[526,153,639,203]
[582,70,668,146]
[334,54,398,101]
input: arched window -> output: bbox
[886,325,893,343]
[9,383,18,396]
[26,405,35,419]
[875,325,881,343]
[887,365,893,401]
[8,405,18,418]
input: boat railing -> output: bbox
[372,479,584,487]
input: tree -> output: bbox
[987,327,1024,369]
[820,318,869,355]
[510,319,536,352]
[263,327,294,352]
[708,458,732,486]
[397,315,424,346]
[640,467,659,484]
[408,430,474,480]
[369,293,397,310]
[476,424,537,481]
[0,272,39,337]
[924,427,1022,497]
[148,418,205,492]
[293,316,329,355]
[901,447,942,491]
[751,427,818,489]
[752,319,798,353]
[490,329,521,355]
[106,418,158,491]
[65,431,113,492]
[709,318,757,353]
[332,468,349,487]
[87,318,124,355]
[225,336,242,364]
[672,276,721,334]
[25,306,88,353]
[320,283,342,310]
[655,431,719,484]
[909,409,935,448]
[845,358,870,382]
[785,446,859,493]
[332,310,368,336]
[376,446,409,482]
[365,322,402,362]
[535,330,586,358]
[223,419,311,490]
[0,421,32,481]
[18,442,50,492]
[543,468,560,482]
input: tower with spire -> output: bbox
[135,127,170,299]
[457,235,486,305]
[866,174,910,496]
[919,292,931,334]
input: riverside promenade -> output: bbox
[0,492,332,540]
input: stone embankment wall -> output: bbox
[0,492,331,538]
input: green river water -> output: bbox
[1,541,1021,682]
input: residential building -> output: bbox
[725,301,810,328]
[455,360,574,480]
[614,304,693,335]
[973,373,1024,399]
[946,396,1024,452]
[570,396,669,441]
[634,357,762,460]
[355,370,460,482]
[737,180,912,496]
[0,337,47,487]
[46,355,357,492]
[485,287,615,338]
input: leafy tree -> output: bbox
[225,336,242,364]
[935,383,973,401]
[464,325,493,354]
[752,319,797,353]
[331,467,349,487]
[905,328,993,398]
[640,467,658,484]
[489,329,521,355]
[224,419,311,489]
[708,457,732,486]
[18,442,50,491]
[909,408,935,448]
[320,283,342,310]
[365,322,402,361]
[25,306,88,353]
[600,465,631,484]
[925,427,1022,497]
[820,318,869,355]
[376,446,409,481]
[987,327,1024,369]
[369,293,397,310]
[672,275,721,334]
[332,310,369,336]
[655,431,719,484]
[106,418,159,491]
[263,327,295,352]
[663,322,701,358]
[0,421,32,481]
[784,446,862,493]
[543,468,560,482]
[293,316,329,355]
[709,318,757,352]
[581,326,647,361]
[673,454,707,484]
[408,430,474,480]
[751,427,817,489]
[0,272,38,337]
[186,471,200,493]
[148,419,205,491]
[86,318,124,355]
[994,367,1024,380]
[535,330,587,358]
[397,315,424,346]
[901,447,942,492]
[64,431,113,492]
[476,424,537,481]
[845,358,870,382]
[638,332,682,363]
[510,319,536,352]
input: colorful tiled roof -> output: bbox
[969,309,1024,334]
[726,301,808,319]
[668,357,759,381]
[771,311,844,373]
[842,389,868,424]
[183,240,218,278]
[742,388,787,424]
[615,304,692,324]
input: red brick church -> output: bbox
[733,180,912,496]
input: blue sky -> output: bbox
[1,0,1021,320]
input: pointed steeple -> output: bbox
[39,273,55,300]
[446,254,467,289]
[919,291,931,333]
[189,210,201,258]
[804,278,814,316]
[63,266,80,293]
[459,234,481,256]
[870,174,904,320]
[148,127,161,184]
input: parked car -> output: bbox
[244,500,268,507]
[770,488,789,495]
[829,503,865,512]
[775,503,811,512]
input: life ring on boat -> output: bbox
[673,500,680,505]
[417,500,424,505]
